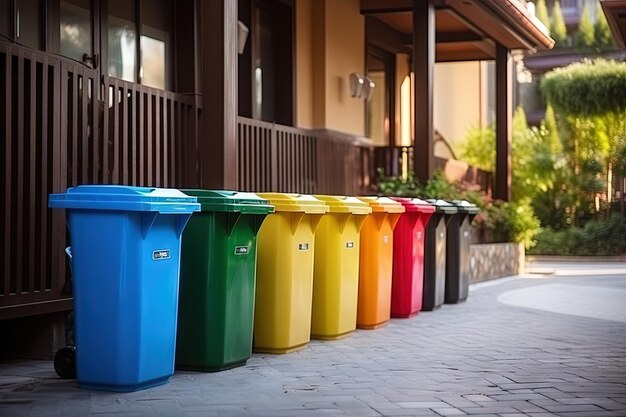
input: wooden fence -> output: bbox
[0,42,201,319]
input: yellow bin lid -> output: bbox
[314,195,372,215]
[257,193,329,214]
[357,196,405,213]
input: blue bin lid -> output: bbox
[49,185,200,213]
[180,189,274,214]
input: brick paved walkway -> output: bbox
[1,262,626,417]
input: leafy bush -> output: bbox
[529,215,626,255]
[541,59,626,116]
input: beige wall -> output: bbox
[433,61,483,157]
[295,0,365,135]
[295,0,315,128]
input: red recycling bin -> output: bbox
[390,198,436,318]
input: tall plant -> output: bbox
[551,0,568,45]
[535,0,551,32]
[575,4,595,48]
[595,1,614,48]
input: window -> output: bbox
[366,50,394,146]
[239,0,294,125]
[60,0,93,62]
[108,1,136,82]
[0,0,44,50]
[107,0,171,90]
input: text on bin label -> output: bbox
[235,246,250,255]
[152,249,171,260]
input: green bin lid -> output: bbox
[313,195,372,215]
[450,200,480,214]
[357,196,405,214]
[425,199,458,214]
[48,185,200,213]
[179,189,275,214]
[256,193,329,214]
[390,197,436,214]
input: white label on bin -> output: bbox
[235,246,250,255]
[152,249,171,260]
[463,231,469,238]
[416,231,422,240]
[346,241,355,249]
[383,235,390,244]
[298,243,309,251]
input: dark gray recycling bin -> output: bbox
[445,200,480,304]
[422,199,457,311]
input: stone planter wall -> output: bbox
[470,242,525,283]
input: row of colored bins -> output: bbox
[49,186,476,393]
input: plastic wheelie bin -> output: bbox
[175,190,274,372]
[48,186,199,392]
[389,198,436,318]
[310,195,372,340]
[253,193,329,353]
[356,197,404,329]
[422,199,457,311]
[445,200,480,304]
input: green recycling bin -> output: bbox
[175,190,274,372]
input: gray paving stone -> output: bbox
[1,267,626,416]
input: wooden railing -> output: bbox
[237,117,374,196]
[0,42,201,319]
[238,118,317,193]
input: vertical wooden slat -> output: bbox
[155,94,161,186]
[38,57,49,292]
[112,83,120,184]
[146,93,153,186]
[130,85,138,185]
[28,52,37,294]
[138,91,145,186]
[90,77,99,183]
[80,74,89,183]
[101,82,110,183]
[3,46,13,298]
[175,102,182,186]
[15,49,25,295]
[162,97,169,187]
[121,84,129,184]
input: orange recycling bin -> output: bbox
[253,193,328,354]
[356,197,404,329]
[311,195,372,340]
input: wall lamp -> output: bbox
[349,73,375,101]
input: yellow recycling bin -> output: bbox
[254,193,329,353]
[356,197,404,329]
[311,195,372,340]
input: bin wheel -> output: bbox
[54,346,76,379]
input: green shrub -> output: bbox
[529,215,626,255]
[541,59,626,116]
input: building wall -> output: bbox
[295,0,365,136]
[433,61,492,156]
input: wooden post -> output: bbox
[495,44,512,202]
[197,0,238,189]
[413,0,435,186]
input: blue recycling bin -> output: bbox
[49,185,200,392]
